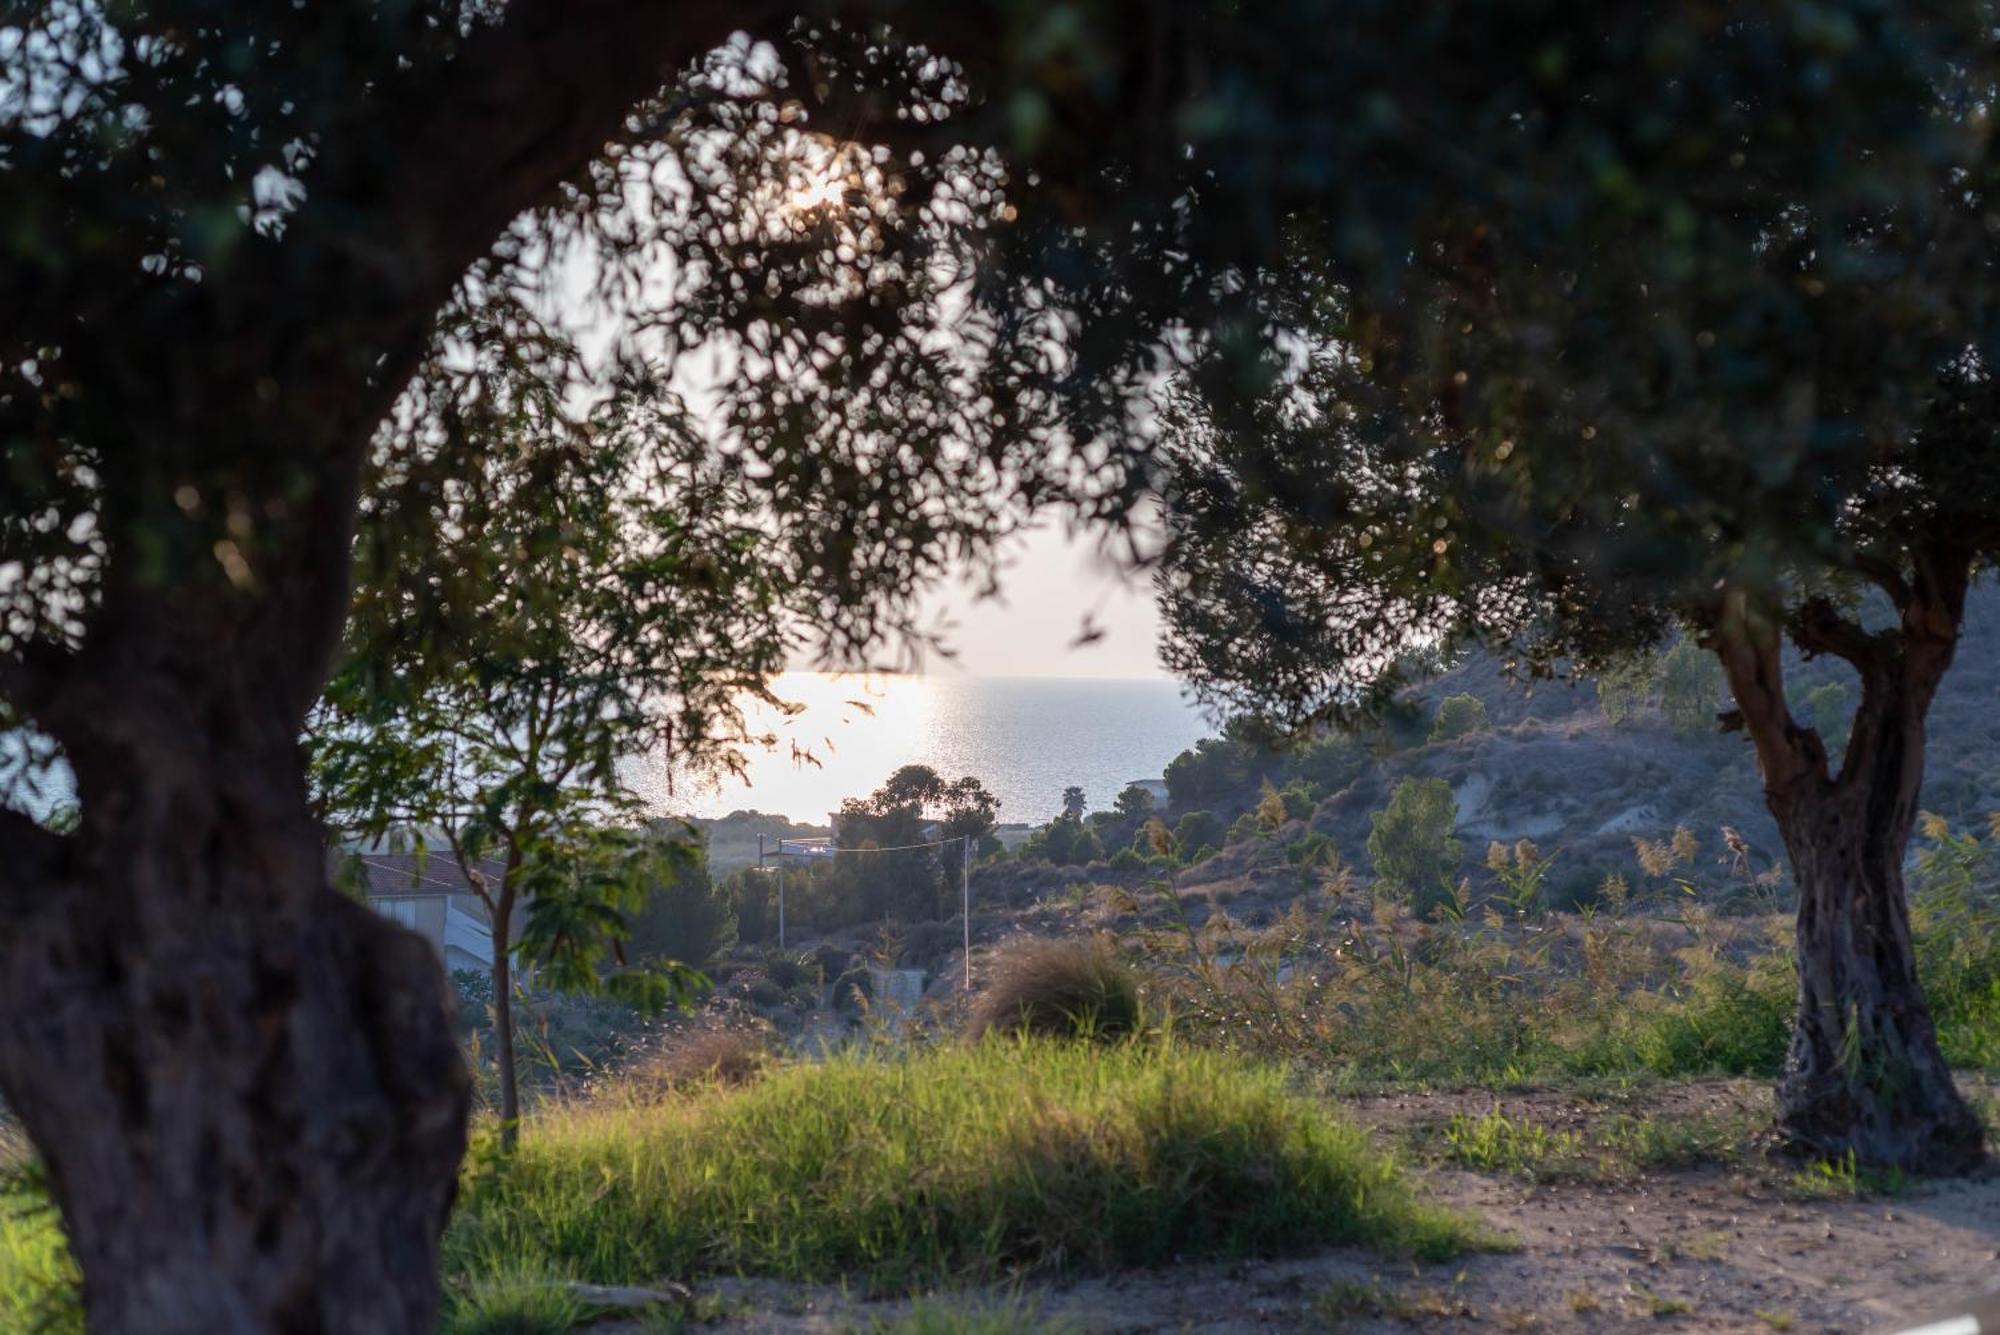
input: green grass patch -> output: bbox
[870,1294,1077,1334]
[0,1041,1470,1330]
[1403,1103,1763,1183]
[0,1164,79,1335]
[444,1040,1473,1293]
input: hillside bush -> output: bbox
[1172,809,1228,860]
[1163,732,1280,810]
[1595,654,1658,726]
[1801,680,1852,749]
[1660,640,1726,737]
[1428,693,1489,743]
[1282,733,1368,799]
[1029,815,1104,867]
[967,939,1143,1042]
[1366,779,1463,916]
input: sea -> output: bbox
[3,673,1215,831]
[637,672,1212,828]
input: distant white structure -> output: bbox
[337,844,505,973]
[868,967,928,1025]
[370,892,494,974]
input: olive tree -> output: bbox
[1153,3,2000,1172]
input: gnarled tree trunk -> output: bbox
[0,682,469,1333]
[0,6,794,1329]
[1715,578,1985,1175]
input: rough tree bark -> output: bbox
[0,3,784,1330]
[1713,563,1985,1175]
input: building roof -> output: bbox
[336,849,501,900]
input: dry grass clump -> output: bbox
[967,937,1142,1042]
[631,1020,774,1094]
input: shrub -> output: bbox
[1163,734,1279,810]
[764,953,815,990]
[1595,653,1658,726]
[1366,779,1463,915]
[626,857,734,969]
[1282,733,1368,799]
[635,1024,773,1093]
[832,967,874,1013]
[966,939,1143,1042]
[1660,639,1725,737]
[1172,809,1227,860]
[1428,693,1489,743]
[1033,816,1104,867]
[1112,783,1157,819]
[1108,846,1145,872]
[443,1042,1473,1290]
[1801,679,1852,748]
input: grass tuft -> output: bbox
[966,938,1142,1043]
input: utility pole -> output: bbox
[961,834,971,990]
[759,832,785,949]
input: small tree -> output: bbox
[1036,815,1105,867]
[1596,655,1659,727]
[1060,785,1088,821]
[1802,681,1853,751]
[1660,641,1726,738]
[1112,783,1157,819]
[626,826,737,969]
[1428,693,1489,743]
[835,765,999,918]
[313,335,775,1147]
[1366,778,1463,915]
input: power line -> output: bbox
[758,831,977,988]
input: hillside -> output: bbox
[1288,582,2000,894]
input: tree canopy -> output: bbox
[1149,3,2000,1171]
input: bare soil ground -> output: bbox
[636,1080,2000,1334]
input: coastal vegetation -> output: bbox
[9,2,2000,1329]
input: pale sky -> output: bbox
[917,523,1168,679]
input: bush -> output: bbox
[636,1024,773,1092]
[1802,679,1852,748]
[1030,816,1104,867]
[1595,653,1657,726]
[1660,639,1725,737]
[1108,846,1145,872]
[626,856,734,969]
[1163,733,1280,810]
[1282,733,1368,799]
[443,1042,1473,1291]
[1365,778,1463,914]
[966,938,1143,1042]
[1428,693,1489,743]
[764,953,816,990]
[1171,809,1227,860]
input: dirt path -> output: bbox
[661,1082,2000,1333]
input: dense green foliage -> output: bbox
[1365,779,1463,914]
[1658,642,1727,740]
[1596,656,1658,728]
[1428,694,1489,743]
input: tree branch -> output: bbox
[1850,552,1913,612]
[1713,590,1829,795]
[1789,596,1894,676]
